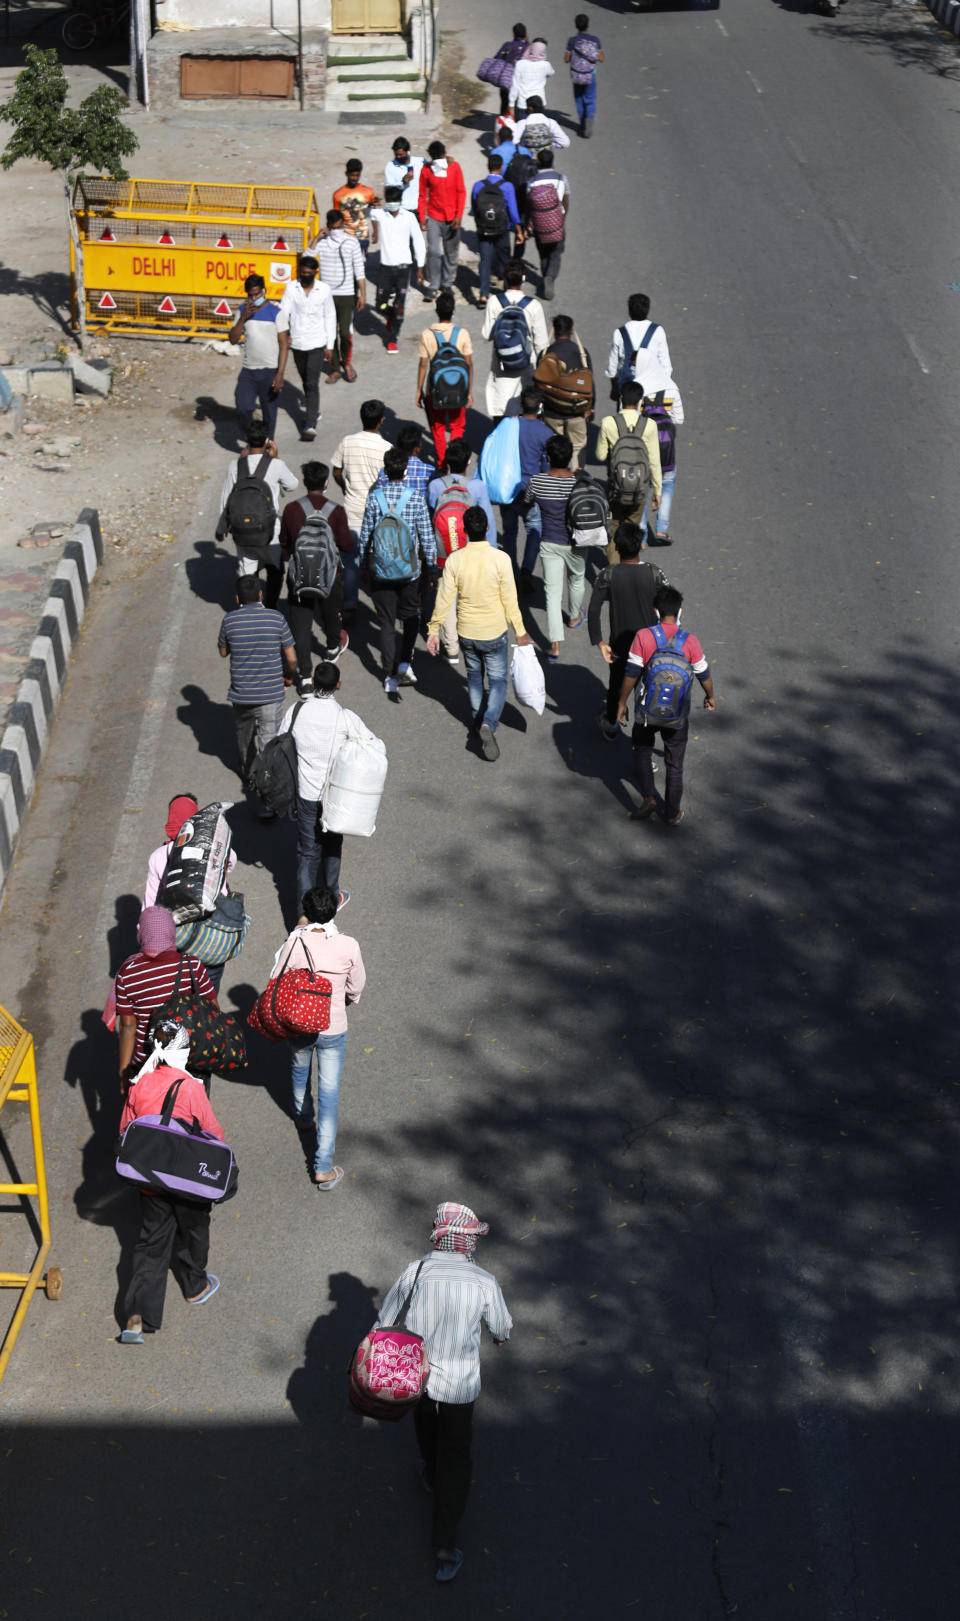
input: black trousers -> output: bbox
[288,576,344,677]
[414,1395,475,1550]
[292,346,324,430]
[370,577,420,676]
[376,264,412,337]
[124,1191,211,1332]
[605,630,635,723]
[332,294,356,374]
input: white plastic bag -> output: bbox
[321,737,388,837]
[510,643,545,716]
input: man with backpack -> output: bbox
[635,363,684,545]
[606,293,673,402]
[524,432,581,661]
[480,259,547,419]
[511,96,570,161]
[332,397,392,621]
[359,445,438,698]
[594,379,662,546]
[470,154,522,308]
[215,421,298,608]
[416,289,473,461]
[565,13,604,138]
[426,440,497,665]
[278,664,383,910]
[588,526,669,739]
[217,575,297,817]
[535,313,593,468]
[617,585,715,825]
[525,149,570,303]
[418,140,466,299]
[279,462,353,695]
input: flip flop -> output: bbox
[435,1549,464,1583]
[314,1167,344,1191]
[120,1327,144,1345]
[187,1274,220,1306]
[568,609,587,630]
[547,652,560,663]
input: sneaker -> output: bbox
[397,662,418,687]
[298,676,313,696]
[301,425,317,441]
[598,713,619,741]
[478,723,500,761]
[336,889,350,912]
[325,630,349,664]
[386,340,399,354]
[445,653,460,666]
[384,675,400,700]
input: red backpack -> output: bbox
[528,175,565,243]
[432,478,471,564]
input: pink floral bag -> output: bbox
[349,1261,430,1422]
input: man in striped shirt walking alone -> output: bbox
[371,1202,512,1583]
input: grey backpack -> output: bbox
[607,412,653,510]
[288,499,339,600]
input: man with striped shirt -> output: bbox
[218,574,297,820]
[372,1202,512,1584]
[314,210,365,384]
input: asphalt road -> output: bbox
[2,2,960,1617]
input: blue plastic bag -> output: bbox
[479,417,522,505]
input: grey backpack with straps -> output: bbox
[288,498,339,601]
[607,411,653,510]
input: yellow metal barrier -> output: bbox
[0,1005,60,1386]
[70,176,321,339]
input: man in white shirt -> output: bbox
[332,399,392,621]
[371,1202,511,1585]
[279,661,383,909]
[606,292,673,402]
[273,254,337,441]
[480,258,548,418]
[370,187,426,353]
[511,96,571,154]
[215,421,298,604]
[384,135,424,214]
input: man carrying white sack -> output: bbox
[426,506,531,762]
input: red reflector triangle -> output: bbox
[99,227,116,242]
[216,233,233,248]
[97,291,117,310]
[158,295,177,314]
[273,236,288,250]
[157,231,175,245]
[213,299,232,317]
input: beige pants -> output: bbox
[543,412,588,467]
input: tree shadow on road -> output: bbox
[0,262,74,341]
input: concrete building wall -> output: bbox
[157,0,332,29]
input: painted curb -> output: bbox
[926,0,960,34]
[0,508,102,895]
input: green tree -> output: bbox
[0,45,138,347]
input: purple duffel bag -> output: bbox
[477,56,514,89]
[116,1078,238,1204]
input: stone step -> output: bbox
[326,33,408,58]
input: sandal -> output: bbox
[435,1548,464,1583]
[187,1274,220,1306]
[314,1166,344,1191]
[325,371,341,385]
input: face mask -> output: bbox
[300,271,316,285]
[386,201,401,214]
[252,293,266,307]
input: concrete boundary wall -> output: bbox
[926,0,960,35]
[0,510,103,897]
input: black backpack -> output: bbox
[474,178,509,239]
[225,452,275,551]
[288,498,339,601]
[504,151,538,212]
[248,700,305,819]
[565,472,611,540]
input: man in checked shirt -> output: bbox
[371,1202,512,1584]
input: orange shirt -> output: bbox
[333,182,375,242]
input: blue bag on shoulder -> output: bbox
[479,417,522,505]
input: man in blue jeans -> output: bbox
[488,386,552,588]
[278,661,385,915]
[272,886,367,1189]
[565,13,604,139]
[426,506,531,761]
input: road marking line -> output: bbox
[903,332,931,374]
[786,137,807,165]
[715,17,729,34]
[833,216,860,253]
[745,69,763,95]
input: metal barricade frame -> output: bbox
[0,1006,60,1386]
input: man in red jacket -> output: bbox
[418,140,466,299]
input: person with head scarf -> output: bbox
[118,1017,226,1345]
[141,794,239,995]
[508,37,555,118]
[114,904,217,1083]
[369,1202,512,1584]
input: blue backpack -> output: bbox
[427,327,471,410]
[616,321,659,394]
[369,487,418,581]
[491,293,533,374]
[639,625,694,728]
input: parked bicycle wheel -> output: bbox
[62,12,98,50]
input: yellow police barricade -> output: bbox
[0,1004,60,1385]
[71,177,321,339]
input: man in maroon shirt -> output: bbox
[418,140,466,297]
[115,906,217,1080]
[280,461,353,694]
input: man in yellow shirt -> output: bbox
[426,507,531,761]
[595,379,661,552]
